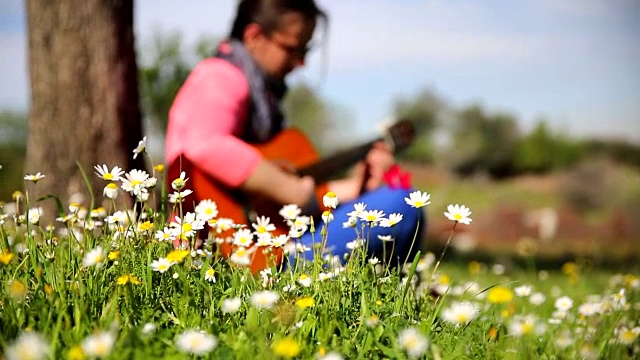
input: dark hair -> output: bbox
[229,0,327,39]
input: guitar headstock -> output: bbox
[383,118,415,153]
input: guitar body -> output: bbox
[168,128,328,273]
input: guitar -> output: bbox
[168,119,415,272]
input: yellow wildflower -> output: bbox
[138,221,154,232]
[116,275,141,286]
[154,164,164,172]
[108,251,120,261]
[67,345,86,360]
[0,251,14,265]
[487,286,513,304]
[272,338,301,359]
[8,280,28,301]
[295,297,315,309]
[166,249,190,263]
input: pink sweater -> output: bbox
[165,58,262,188]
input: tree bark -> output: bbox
[25,0,144,221]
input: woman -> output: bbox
[166,0,425,269]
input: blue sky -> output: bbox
[1,0,639,141]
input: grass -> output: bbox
[0,156,638,359]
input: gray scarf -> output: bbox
[215,39,287,143]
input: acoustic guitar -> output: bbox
[167,119,415,272]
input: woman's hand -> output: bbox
[362,141,395,191]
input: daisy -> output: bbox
[229,247,251,266]
[171,171,189,191]
[27,207,42,225]
[322,210,333,223]
[24,172,46,183]
[233,228,254,247]
[250,290,280,309]
[210,217,234,233]
[514,285,533,297]
[221,297,242,314]
[578,302,603,317]
[83,246,105,267]
[255,233,273,247]
[142,323,156,335]
[272,234,289,248]
[555,296,574,312]
[342,217,358,228]
[252,216,275,235]
[106,210,130,225]
[380,213,403,227]
[121,169,150,196]
[323,191,339,209]
[195,199,218,221]
[441,302,479,326]
[175,329,218,356]
[151,258,174,273]
[358,209,385,225]
[404,190,431,208]
[444,204,472,225]
[204,267,216,283]
[155,227,175,242]
[82,332,116,358]
[279,204,301,221]
[132,136,147,160]
[171,213,205,240]
[103,183,119,199]
[94,164,124,181]
[378,235,394,242]
[509,314,545,337]
[168,190,193,204]
[346,202,367,218]
[298,274,312,287]
[397,327,428,358]
[5,331,49,360]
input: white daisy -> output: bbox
[298,274,312,287]
[529,292,546,306]
[279,204,301,221]
[175,329,217,356]
[5,331,49,360]
[83,246,105,267]
[323,191,339,209]
[514,285,533,297]
[444,204,472,224]
[121,169,150,196]
[250,290,280,309]
[24,172,46,183]
[94,164,124,182]
[441,302,479,326]
[229,247,251,266]
[171,171,189,191]
[168,190,193,204]
[404,190,431,208]
[346,202,366,218]
[132,136,147,160]
[271,234,289,248]
[397,327,428,358]
[358,209,385,225]
[204,267,216,283]
[221,297,242,314]
[82,332,115,358]
[252,216,275,235]
[255,233,273,247]
[322,210,333,223]
[155,227,175,242]
[195,199,218,221]
[151,258,174,273]
[555,296,574,312]
[233,228,254,247]
[380,213,403,227]
[103,183,119,199]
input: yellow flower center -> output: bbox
[103,173,113,180]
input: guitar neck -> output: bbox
[297,140,378,184]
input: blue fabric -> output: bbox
[290,186,426,266]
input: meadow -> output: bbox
[1,147,638,359]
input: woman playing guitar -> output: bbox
[165,0,425,272]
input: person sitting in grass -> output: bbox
[165,0,426,270]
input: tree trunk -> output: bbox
[25,0,144,222]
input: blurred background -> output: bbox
[1,0,639,265]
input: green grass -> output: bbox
[1,160,639,359]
